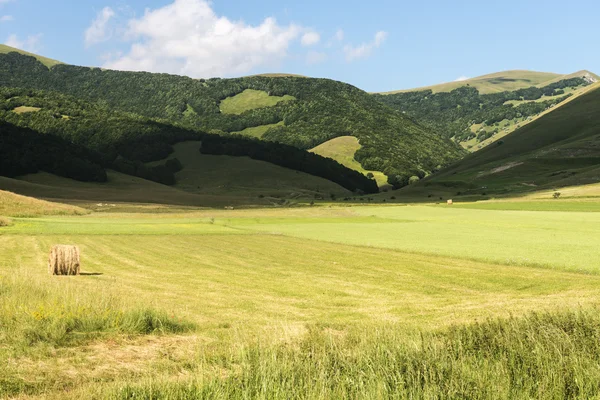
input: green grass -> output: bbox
[220,89,295,115]
[231,121,283,138]
[310,136,390,187]
[3,203,600,397]
[155,141,350,202]
[0,44,62,68]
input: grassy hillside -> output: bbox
[0,52,465,187]
[380,70,593,95]
[399,82,600,199]
[310,136,389,187]
[0,190,88,217]
[375,76,593,150]
[153,141,350,199]
[0,44,62,68]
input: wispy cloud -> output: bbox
[5,33,43,52]
[301,32,320,47]
[0,15,13,22]
[343,31,387,62]
[85,7,115,47]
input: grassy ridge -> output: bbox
[0,44,62,68]
[0,190,88,217]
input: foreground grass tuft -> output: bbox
[0,272,194,349]
[0,216,12,227]
[110,308,600,399]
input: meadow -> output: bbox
[2,199,600,398]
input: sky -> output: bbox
[1,0,600,92]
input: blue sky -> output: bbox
[1,0,599,92]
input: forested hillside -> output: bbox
[403,83,600,197]
[375,78,589,148]
[0,86,378,193]
[0,52,465,188]
[374,78,592,149]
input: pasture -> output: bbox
[1,201,600,398]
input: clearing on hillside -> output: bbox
[231,121,284,139]
[12,106,41,114]
[310,136,389,187]
[220,89,295,114]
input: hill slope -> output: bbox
[0,44,62,68]
[380,70,598,95]
[401,82,600,198]
[0,51,465,188]
[374,76,595,150]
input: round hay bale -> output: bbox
[447,199,453,205]
[48,245,80,276]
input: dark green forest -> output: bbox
[0,52,465,187]
[374,78,589,143]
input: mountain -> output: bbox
[0,50,465,189]
[379,70,599,95]
[374,74,597,151]
[399,82,600,199]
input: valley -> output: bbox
[1,36,600,399]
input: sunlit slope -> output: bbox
[0,44,62,68]
[310,136,389,187]
[405,82,600,196]
[381,70,596,95]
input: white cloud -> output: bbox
[454,76,470,82]
[306,51,327,65]
[85,7,115,47]
[0,15,13,22]
[5,33,42,52]
[0,0,15,5]
[301,32,320,47]
[343,30,387,62]
[335,29,344,41]
[103,0,303,78]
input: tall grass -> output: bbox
[0,216,12,227]
[0,270,194,350]
[110,308,600,399]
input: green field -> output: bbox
[220,89,295,114]
[231,121,284,138]
[2,195,600,398]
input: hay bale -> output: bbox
[48,245,80,275]
[447,199,453,205]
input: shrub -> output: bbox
[0,216,12,227]
[553,192,562,199]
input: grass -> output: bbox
[0,216,12,227]
[0,44,63,68]
[3,201,600,397]
[0,189,89,217]
[220,89,295,115]
[12,105,42,114]
[231,121,283,138]
[150,141,349,203]
[309,136,390,187]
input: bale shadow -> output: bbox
[79,272,104,276]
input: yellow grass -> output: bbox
[0,190,88,217]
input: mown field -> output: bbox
[2,198,600,398]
